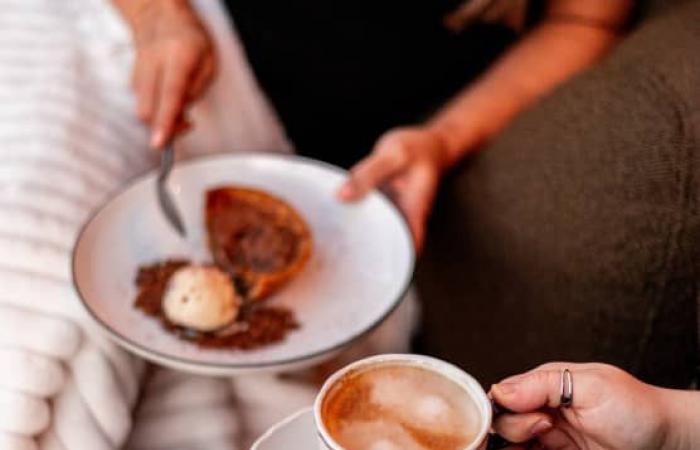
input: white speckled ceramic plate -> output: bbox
[73,153,414,375]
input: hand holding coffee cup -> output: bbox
[258,357,699,450]
[314,354,493,450]
[490,362,674,450]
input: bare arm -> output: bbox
[340,0,635,247]
[430,0,635,167]
[660,388,700,450]
[111,0,152,27]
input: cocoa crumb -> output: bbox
[134,260,298,350]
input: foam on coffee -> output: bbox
[321,363,481,450]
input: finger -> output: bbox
[172,116,193,137]
[174,121,192,136]
[338,155,402,201]
[391,165,438,249]
[533,362,580,373]
[493,412,553,443]
[495,362,608,412]
[0,306,80,359]
[0,389,49,435]
[536,426,578,450]
[491,369,567,413]
[188,54,216,101]
[151,51,198,148]
[338,145,408,201]
[0,349,65,397]
[496,362,582,389]
[133,55,160,123]
[0,432,37,450]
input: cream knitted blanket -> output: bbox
[0,0,287,448]
[0,1,418,449]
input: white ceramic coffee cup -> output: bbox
[313,354,493,450]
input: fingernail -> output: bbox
[337,183,354,200]
[150,130,165,149]
[530,419,552,436]
[493,382,517,396]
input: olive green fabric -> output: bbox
[645,0,694,15]
[416,0,700,389]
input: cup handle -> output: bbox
[486,433,514,450]
[487,399,516,449]
[487,400,548,449]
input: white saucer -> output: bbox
[73,153,414,375]
[251,408,317,450]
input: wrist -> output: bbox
[656,387,700,450]
[415,125,452,174]
[424,117,485,170]
[114,0,192,31]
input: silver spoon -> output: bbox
[156,145,186,237]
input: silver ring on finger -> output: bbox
[560,368,574,408]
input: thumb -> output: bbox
[491,368,568,413]
[337,151,403,202]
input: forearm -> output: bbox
[428,1,634,169]
[659,388,700,450]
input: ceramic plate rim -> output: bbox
[251,407,315,449]
[71,152,415,372]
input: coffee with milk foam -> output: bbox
[321,363,481,450]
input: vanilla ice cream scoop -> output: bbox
[162,265,240,332]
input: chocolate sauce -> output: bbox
[206,189,302,274]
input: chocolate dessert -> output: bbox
[132,186,311,350]
[206,187,312,301]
